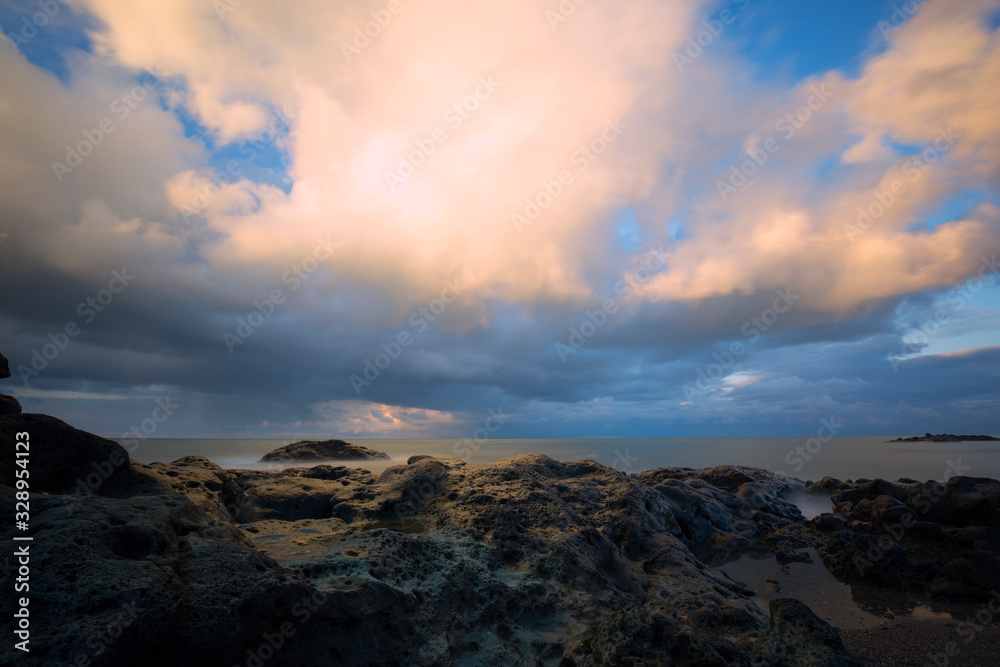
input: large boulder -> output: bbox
[752,598,865,666]
[0,489,322,667]
[0,413,147,494]
[259,439,390,462]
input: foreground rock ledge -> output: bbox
[8,414,998,665]
[259,438,390,462]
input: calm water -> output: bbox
[118,436,1000,483]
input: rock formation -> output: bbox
[259,439,390,462]
[1,412,873,666]
[889,432,999,442]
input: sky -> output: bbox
[1,0,999,440]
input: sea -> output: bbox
[117,436,1000,483]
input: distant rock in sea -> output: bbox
[259,438,390,462]
[889,432,999,442]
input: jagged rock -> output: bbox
[814,476,1000,601]
[752,598,865,666]
[575,604,728,666]
[0,352,9,379]
[0,393,20,417]
[0,489,322,667]
[6,409,999,666]
[637,465,809,562]
[259,439,390,462]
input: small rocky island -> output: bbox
[889,432,1000,442]
[259,439,390,462]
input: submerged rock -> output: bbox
[259,439,390,462]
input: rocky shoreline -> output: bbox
[2,408,999,664]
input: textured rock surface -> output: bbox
[11,409,997,665]
[259,439,390,462]
[752,599,865,667]
[808,475,1000,601]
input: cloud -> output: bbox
[0,0,998,438]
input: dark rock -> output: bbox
[0,489,321,667]
[8,406,999,665]
[889,433,999,442]
[259,439,390,462]
[0,413,147,495]
[776,549,813,565]
[810,513,847,532]
[0,393,21,417]
[576,604,728,666]
[0,352,9,379]
[752,598,865,666]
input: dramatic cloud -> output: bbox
[1,0,998,438]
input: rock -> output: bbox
[576,604,728,666]
[0,489,322,667]
[259,439,390,462]
[0,351,9,379]
[0,393,21,417]
[809,513,847,532]
[638,465,809,563]
[407,454,466,467]
[776,549,812,565]
[0,413,148,495]
[752,598,866,666]
[889,433,999,442]
[6,407,998,665]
